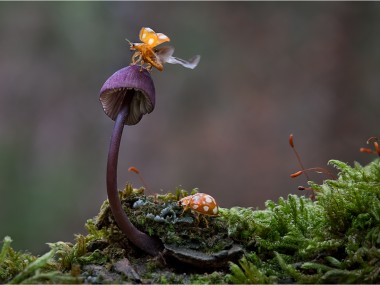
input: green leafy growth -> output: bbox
[316,159,380,283]
[226,254,276,284]
[222,194,326,258]
[48,234,96,271]
[10,249,55,284]
[0,236,83,284]
[0,236,36,283]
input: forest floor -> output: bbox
[2,158,380,284]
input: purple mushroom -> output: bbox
[99,65,163,256]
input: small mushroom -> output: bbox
[99,65,163,256]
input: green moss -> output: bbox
[0,236,36,283]
[10,250,78,284]
[0,238,82,284]
[226,254,277,284]
[226,158,380,284]
[221,194,326,258]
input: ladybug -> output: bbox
[178,193,219,217]
[127,27,200,71]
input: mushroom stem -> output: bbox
[107,92,162,256]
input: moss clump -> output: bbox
[221,194,326,256]
[0,236,36,283]
[226,254,277,284]
[0,236,82,284]
[94,184,232,254]
[226,158,380,284]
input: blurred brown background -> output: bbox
[1,2,379,254]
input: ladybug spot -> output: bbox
[205,196,213,203]
[193,196,200,202]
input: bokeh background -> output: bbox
[1,2,379,254]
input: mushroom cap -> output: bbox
[99,65,155,125]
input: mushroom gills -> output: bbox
[100,88,154,125]
[128,91,154,125]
